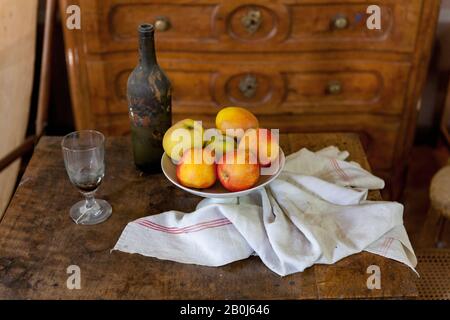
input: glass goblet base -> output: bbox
[69,199,112,225]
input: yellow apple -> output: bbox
[163,119,204,162]
[176,148,217,189]
[215,107,259,139]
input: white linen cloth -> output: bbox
[113,146,417,276]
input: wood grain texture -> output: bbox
[441,78,450,145]
[79,0,421,54]
[59,0,93,130]
[0,133,417,299]
[391,0,441,199]
[58,0,440,200]
[0,0,38,218]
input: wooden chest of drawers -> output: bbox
[60,0,440,198]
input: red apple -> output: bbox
[217,150,260,192]
[238,128,280,167]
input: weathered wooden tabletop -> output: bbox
[0,133,418,299]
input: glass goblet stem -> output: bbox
[74,191,98,224]
[84,191,97,209]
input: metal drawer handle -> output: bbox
[241,9,262,34]
[239,74,258,98]
[333,16,348,30]
[327,81,342,95]
[155,16,171,32]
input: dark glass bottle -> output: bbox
[127,24,172,173]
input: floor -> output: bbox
[401,144,450,248]
[401,144,450,299]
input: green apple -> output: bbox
[163,119,204,162]
[204,128,236,162]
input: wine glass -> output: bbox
[61,130,112,225]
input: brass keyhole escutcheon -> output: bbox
[241,9,262,34]
[239,75,258,98]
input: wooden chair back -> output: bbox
[0,0,55,219]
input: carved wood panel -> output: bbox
[60,0,441,199]
[85,56,410,116]
[79,0,421,54]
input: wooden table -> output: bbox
[0,133,418,299]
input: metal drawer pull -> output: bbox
[327,81,342,95]
[241,9,262,34]
[333,16,348,30]
[239,74,258,98]
[155,16,171,32]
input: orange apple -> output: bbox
[215,107,259,139]
[176,148,216,189]
[217,150,260,192]
[238,128,280,167]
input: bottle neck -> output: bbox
[138,33,157,67]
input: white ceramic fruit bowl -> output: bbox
[161,148,285,199]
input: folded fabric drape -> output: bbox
[114,146,417,276]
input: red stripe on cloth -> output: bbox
[382,237,394,256]
[333,159,351,182]
[379,237,389,253]
[137,217,230,231]
[330,159,342,180]
[330,159,348,182]
[136,219,232,234]
[137,220,230,234]
[139,219,230,233]
[138,218,230,232]
[137,220,232,234]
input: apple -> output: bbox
[176,148,216,189]
[217,150,260,192]
[163,119,204,162]
[238,128,279,167]
[215,107,259,139]
[203,128,236,162]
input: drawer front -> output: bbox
[81,0,422,54]
[85,56,410,117]
[94,112,400,171]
